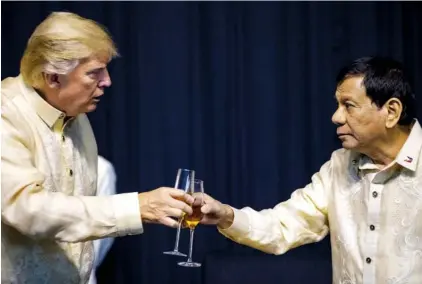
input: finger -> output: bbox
[166,208,188,219]
[192,192,204,206]
[168,188,187,198]
[192,197,203,207]
[165,208,184,218]
[169,189,194,205]
[160,217,180,228]
[183,193,194,205]
[169,199,193,215]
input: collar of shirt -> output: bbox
[395,119,422,172]
[18,74,71,129]
[350,119,422,179]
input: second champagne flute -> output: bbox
[178,179,204,267]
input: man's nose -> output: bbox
[99,69,112,88]
[332,107,346,126]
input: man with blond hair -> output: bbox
[1,12,193,284]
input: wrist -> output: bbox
[217,204,234,229]
[138,192,151,221]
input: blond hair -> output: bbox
[20,12,119,88]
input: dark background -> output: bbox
[2,1,421,284]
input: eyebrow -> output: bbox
[335,93,359,104]
[87,67,105,73]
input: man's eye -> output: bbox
[88,70,101,77]
[345,103,353,109]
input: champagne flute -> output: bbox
[178,179,204,267]
[163,168,195,257]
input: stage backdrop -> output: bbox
[2,1,421,284]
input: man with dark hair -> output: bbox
[200,56,421,283]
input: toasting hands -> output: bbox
[138,187,194,228]
[199,193,234,229]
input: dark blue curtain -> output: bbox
[2,2,421,284]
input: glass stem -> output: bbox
[187,228,195,262]
[173,219,182,251]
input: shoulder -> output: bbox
[1,78,33,145]
[1,76,22,102]
[2,76,26,117]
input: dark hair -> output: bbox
[336,56,417,125]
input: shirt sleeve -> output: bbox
[218,159,332,255]
[1,104,143,243]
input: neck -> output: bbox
[361,124,412,168]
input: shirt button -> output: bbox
[372,191,378,198]
[68,169,73,177]
[366,257,372,264]
[370,225,375,231]
[59,113,65,119]
[61,135,65,142]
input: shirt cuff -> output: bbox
[111,192,143,236]
[218,207,250,238]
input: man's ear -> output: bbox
[384,98,403,128]
[43,73,61,89]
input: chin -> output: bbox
[342,143,356,150]
[85,104,98,113]
[339,137,358,150]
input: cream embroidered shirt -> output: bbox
[220,120,422,284]
[1,75,143,284]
